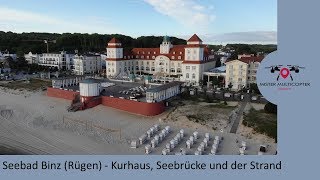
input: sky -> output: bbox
[0,0,277,44]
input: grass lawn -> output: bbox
[0,78,51,91]
[243,108,277,141]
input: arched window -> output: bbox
[192,73,196,79]
[186,73,189,79]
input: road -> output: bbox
[229,94,250,133]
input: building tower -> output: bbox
[182,34,206,85]
[106,38,123,77]
[106,37,123,60]
[184,34,204,62]
[160,36,173,54]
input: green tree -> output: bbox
[249,83,261,94]
[227,82,233,90]
[264,102,277,114]
[211,76,219,88]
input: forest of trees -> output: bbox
[227,44,277,59]
[0,31,187,56]
[0,31,277,58]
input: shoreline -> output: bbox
[0,87,277,155]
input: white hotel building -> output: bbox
[38,51,74,70]
[106,34,216,85]
[225,56,264,90]
[73,54,102,75]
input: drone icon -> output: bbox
[265,65,305,81]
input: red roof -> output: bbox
[108,37,121,44]
[107,35,214,61]
[188,34,203,42]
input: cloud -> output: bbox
[143,0,215,30]
[178,31,277,44]
[0,6,120,34]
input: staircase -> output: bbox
[67,94,83,112]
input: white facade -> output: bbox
[73,55,102,75]
[225,57,263,90]
[146,82,183,103]
[24,52,39,64]
[225,60,249,90]
[106,34,216,86]
[79,81,101,97]
[38,51,74,70]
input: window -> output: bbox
[154,52,156,54]
[141,56,144,58]
[171,68,175,73]
[186,66,190,71]
[173,52,175,54]
[152,56,155,59]
[136,55,139,58]
[192,73,196,79]
[178,56,181,60]
[148,52,150,54]
[180,52,182,54]
[192,66,196,71]
[186,73,189,78]
[147,56,149,59]
[171,56,175,59]
[151,67,155,71]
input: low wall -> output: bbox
[47,87,79,100]
[101,96,165,116]
[47,88,165,116]
[83,97,102,109]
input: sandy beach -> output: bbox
[0,87,277,155]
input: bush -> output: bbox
[264,102,277,114]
